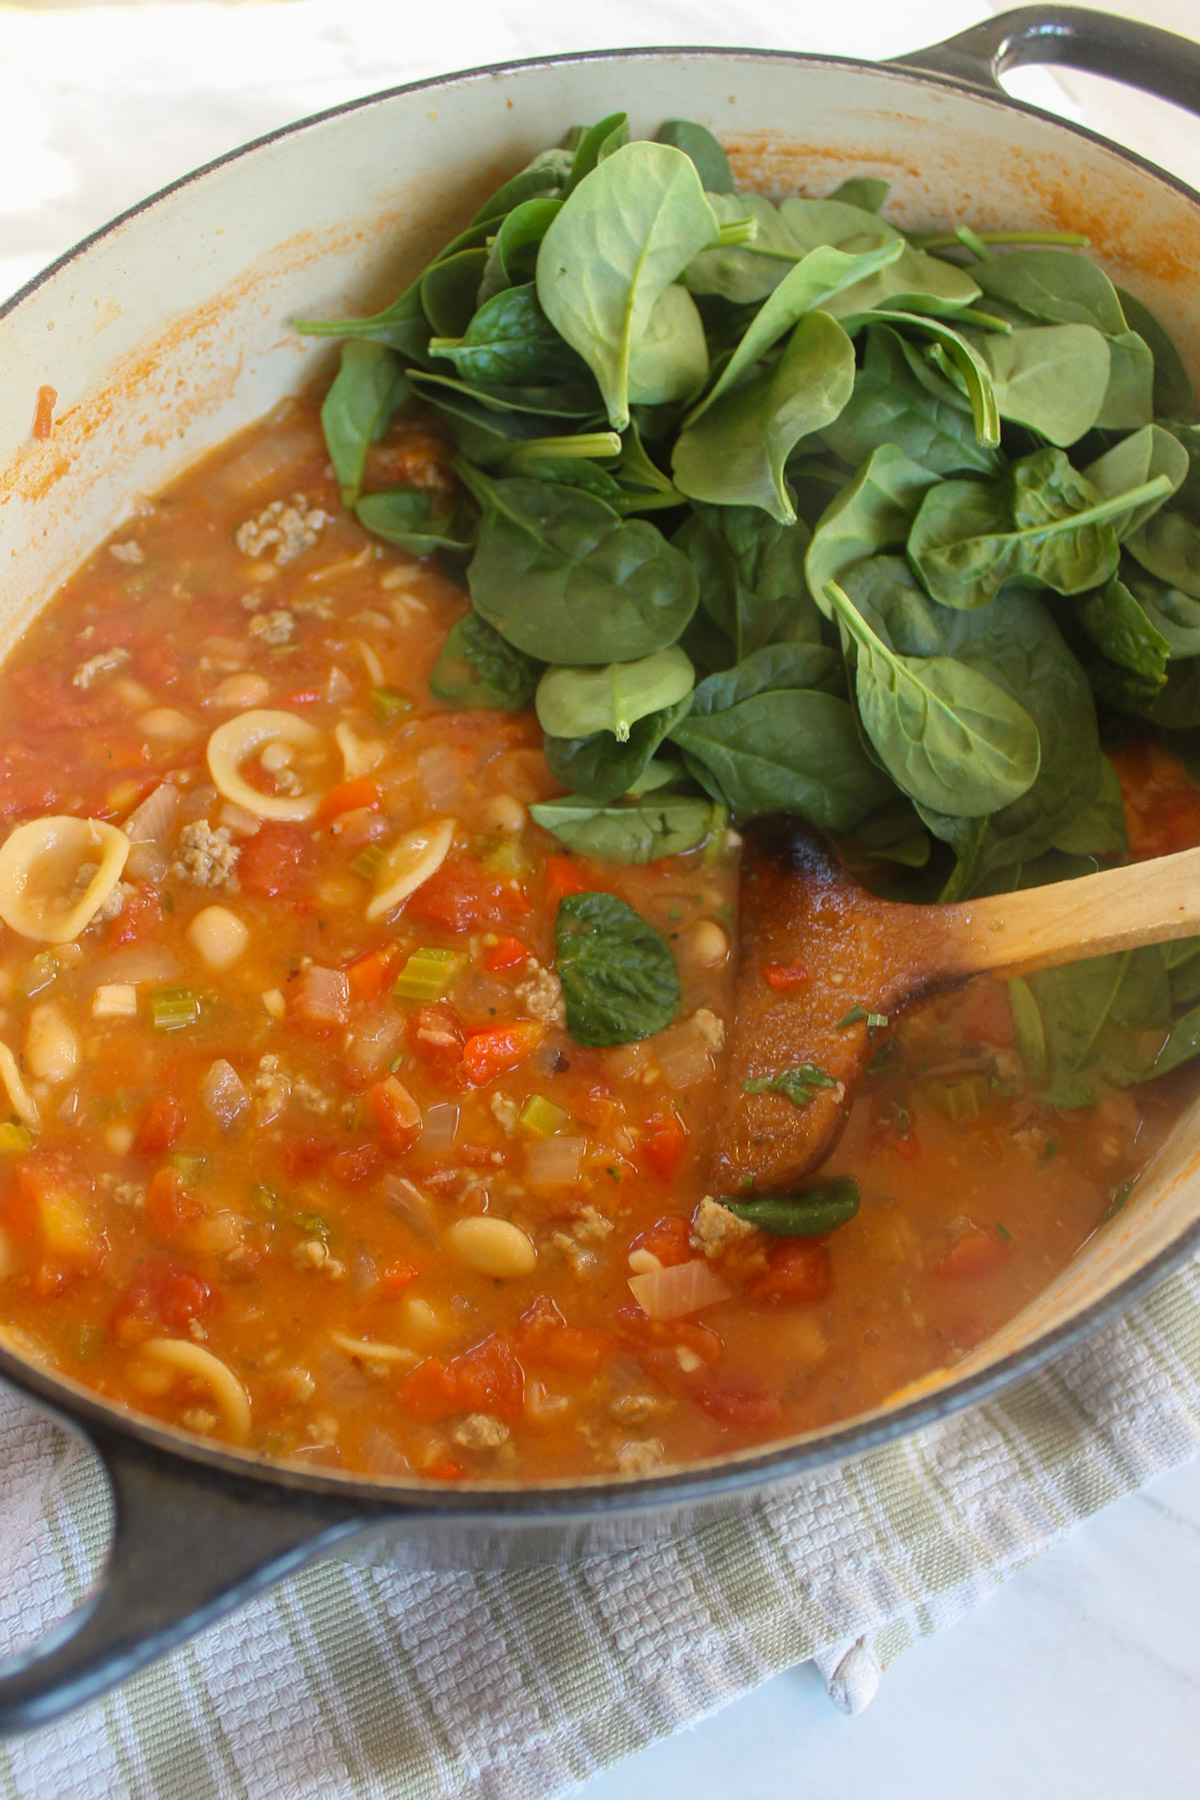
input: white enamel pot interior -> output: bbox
[3,2,1200,1733]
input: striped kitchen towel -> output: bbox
[1,1250,1198,1799]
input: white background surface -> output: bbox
[3,2,1200,1795]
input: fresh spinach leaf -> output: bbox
[1115,287,1195,418]
[828,178,889,212]
[427,283,586,388]
[670,676,895,831]
[741,1063,839,1106]
[297,278,432,360]
[1083,424,1189,535]
[555,891,681,1044]
[1076,576,1171,705]
[420,248,491,338]
[806,443,940,618]
[534,647,694,741]
[827,580,1041,816]
[655,119,735,193]
[970,323,1111,446]
[1095,331,1154,431]
[531,792,721,864]
[458,466,698,663]
[626,282,710,408]
[972,248,1127,335]
[843,310,1000,448]
[672,310,856,521]
[1126,506,1200,599]
[468,146,574,228]
[684,241,904,426]
[1150,1001,1200,1077]
[724,1179,861,1236]
[477,198,563,305]
[537,141,719,430]
[1010,946,1171,1106]
[428,611,541,710]
[675,503,821,667]
[320,340,408,507]
[543,695,693,803]
[822,325,1002,477]
[355,488,475,559]
[915,593,1102,891]
[561,113,631,198]
[907,448,1172,610]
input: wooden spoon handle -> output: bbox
[923,843,1200,983]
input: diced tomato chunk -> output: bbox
[403,858,527,934]
[134,1094,185,1158]
[428,1461,466,1482]
[934,1229,1009,1281]
[629,1214,692,1269]
[346,942,403,1003]
[317,777,381,823]
[327,1143,384,1186]
[237,822,316,900]
[381,1259,419,1293]
[145,1167,205,1240]
[107,884,163,947]
[695,1383,784,1430]
[749,1239,834,1305]
[516,1295,611,1376]
[289,964,350,1033]
[763,961,809,993]
[461,1021,543,1088]
[408,1005,466,1081]
[365,1076,422,1154]
[398,1332,525,1424]
[544,855,597,905]
[109,1259,214,1347]
[639,1108,688,1182]
[484,936,529,973]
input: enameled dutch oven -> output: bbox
[2,3,1200,1732]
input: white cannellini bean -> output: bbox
[448,1215,537,1279]
[480,794,527,835]
[138,708,196,742]
[25,1003,78,1083]
[212,672,270,709]
[684,919,729,970]
[187,905,250,972]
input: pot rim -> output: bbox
[1,33,1198,1514]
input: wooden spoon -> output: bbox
[712,817,1200,1197]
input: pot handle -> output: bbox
[894,2,1200,117]
[0,1414,377,1735]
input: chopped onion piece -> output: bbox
[628,1259,730,1321]
[417,745,468,811]
[82,946,180,994]
[289,964,350,1029]
[420,1101,459,1152]
[123,782,180,845]
[384,1174,439,1242]
[524,1136,587,1189]
[200,1058,249,1129]
[653,1017,718,1092]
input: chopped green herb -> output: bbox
[925,1074,989,1122]
[161,890,175,914]
[605,1165,621,1181]
[1043,1139,1061,1160]
[293,1210,332,1244]
[838,1006,867,1027]
[742,1063,838,1108]
[726,1178,860,1237]
[866,1012,889,1029]
[995,1221,1013,1242]
[386,1050,405,1074]
[1101,1179,1135,1225]
[867,1038,898,1077]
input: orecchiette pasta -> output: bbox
[0,816,130,944]
[139,1338,252,1442]
[366,817,456,921]
[206,710,334,821]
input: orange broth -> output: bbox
[0,396,1190,1482]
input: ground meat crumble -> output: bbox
[171,821,241,891]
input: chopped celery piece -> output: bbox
[168,1152,208,1186]
[351,843,385,880]
[925,1074,989,1123]
[392,947,464,1002]
[370,686,414,726]
[253,1183,282,1216]
[293,1210,332,1243]
[0,1123,33,1154]
[150,986,200,1032]
[519,1094,572,1136]
[483,838,532,879]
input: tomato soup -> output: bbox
[0,398,1188,1482]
